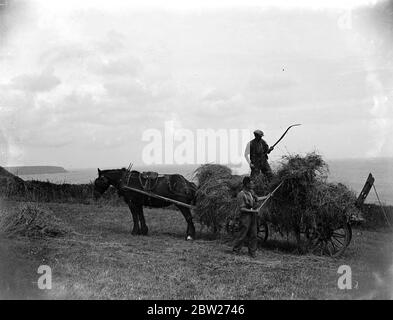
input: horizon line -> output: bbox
[3,156,393,171]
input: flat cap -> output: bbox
[253,129,264,136]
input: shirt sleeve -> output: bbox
[262,139,269,153]
[237,191,248,210]
[244,141,251,164]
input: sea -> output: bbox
[16,158,393,205]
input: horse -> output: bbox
[93,168,197,240]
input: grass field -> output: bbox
[1,200,392,300]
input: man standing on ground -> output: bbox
[244,129,274,181]
[233,176,267,258]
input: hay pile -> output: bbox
[193,165,238,231]
[0,202,70,238]
[194,164,233,186]
[309,182,357,228]
[269,152,356,233]
[193,164,268,232]
[193,152,357,235]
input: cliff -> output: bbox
[4,166,67,175]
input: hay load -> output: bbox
[193,152,357,235]
[310,182,357,227]
[193,164,233,186]
[268,152,356,233]
[193,164,238,232]
[0,202,70,238]
[193,164,269,232]
[266,152,327,231]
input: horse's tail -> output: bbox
[188,181,198,206]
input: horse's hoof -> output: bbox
[131,230,140,235]
[186,236,193,241]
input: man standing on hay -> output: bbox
[245,129,274,181]
[233,176,268,258]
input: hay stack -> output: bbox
[0,203,69,238]
[193,164,237,232]
[193,153,356,235]
[193,164,269,232]
[269,152,356,232]
[309,182,357,229]
[194,164,233,186]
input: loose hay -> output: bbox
[193,164,239,232]
[309,182,358,228]
[193,153,357,236]
[0,202,70,238]
[193,164,233,187]
[269,152,356,233]
[193,164,268,232]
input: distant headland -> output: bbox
[5,166,67,175]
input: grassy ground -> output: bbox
[1,200,392,299]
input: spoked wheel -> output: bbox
[226,216,269,245]
[307,222,352,258]
[257,218,269,243]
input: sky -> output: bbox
[0,0,392,169]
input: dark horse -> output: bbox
[93,168,197,240]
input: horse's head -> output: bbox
[93,168,129,199]
[93,168,111,199]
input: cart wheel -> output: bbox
[257,218,269,243]
[309,222,351,258]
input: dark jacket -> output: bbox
[250,138,269,164]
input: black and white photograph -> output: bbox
[0,0,392,303]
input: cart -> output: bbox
[225,180,355,257]
[226,208,353,257]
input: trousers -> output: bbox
[250,161,273,181]
[233,212,258,254]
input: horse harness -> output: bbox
[138,171,161,192]
[121,170,193,206]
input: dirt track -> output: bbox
[1,201,392,299]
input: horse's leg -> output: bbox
[177,206,196,240]
[127,201,141,235]
[138,206,149,236]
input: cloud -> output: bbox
[1,3,393,167]
[10,69,61,93]
[355,0,393,51]
[38,43,92,66]
[247,74,298,92]
[94,30,127,54]
[102,77,164,105]
[201,88,231,102]
[0,0,32,41]
[93,57,142,77]
[197,90,244,119]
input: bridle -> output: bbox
[95,175,110,193]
